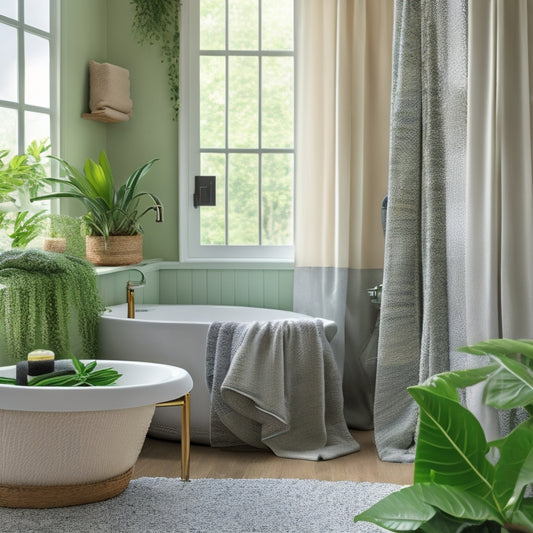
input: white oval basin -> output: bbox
[0,359,193,412]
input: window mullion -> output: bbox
[224,0,229,246]
[17,0,24,152]
[258,0,262,246]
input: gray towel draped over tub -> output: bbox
[206,320,360,461]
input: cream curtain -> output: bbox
[463,0,533,439]
[293,0,394,429]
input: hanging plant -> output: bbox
[130,0,182,120]
[0,249,105,362]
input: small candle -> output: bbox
[27,349,55,376]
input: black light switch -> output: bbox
[193,176,216,208]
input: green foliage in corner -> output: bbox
[0,140,50,249]
[0,249,105,362]
[354,339,533,533]
[130,0,182,120]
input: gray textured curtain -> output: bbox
[374,0,467,462]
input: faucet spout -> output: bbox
[126,269,146,319]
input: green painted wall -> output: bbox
[59,0,179,260]
[59,0,107,190]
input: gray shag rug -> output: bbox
[0,477,402,533]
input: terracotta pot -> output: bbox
[85,235,143,266]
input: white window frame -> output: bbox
[0,0,59,160]
[179,0,295,263]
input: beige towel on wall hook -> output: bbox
[82,60,133,123]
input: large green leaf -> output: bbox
[418,513,493,533]
[458,339,533,361]
[418,484,502,523]
[354,483,503,532]
[354,485,436,531]
[511,498,533,532]
[409,386,495,501]
[483,354,533,410]
[423,365,498,395]
[493,420,533,514]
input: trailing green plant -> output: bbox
[47,214,86,258]
[32,151,163,241]
[354,338,533,533]
[0,249,105,363]
[130,0,181,119]
[0,140,51,249]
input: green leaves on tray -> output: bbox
[0,357,122,387]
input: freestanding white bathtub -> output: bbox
[99,304,336,444]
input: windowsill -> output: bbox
[94,259,295,276]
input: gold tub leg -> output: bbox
[156,392,191,481]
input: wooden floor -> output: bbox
[133,430,413,485]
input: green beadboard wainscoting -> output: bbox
[96,262,294,310]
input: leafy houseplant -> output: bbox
[354,339,533,532]
[32,151,163,265]
[130,0,181,120]
[0,140,50,249]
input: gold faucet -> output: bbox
[126,269,146,319]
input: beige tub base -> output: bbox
[0,467,133,508]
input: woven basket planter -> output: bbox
[86,235,143,266]
[43,237,67,253]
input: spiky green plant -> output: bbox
[354,339,533,533]
[32,151,163,241]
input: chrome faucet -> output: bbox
[126,269,146,319]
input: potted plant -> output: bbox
[44,214,86,257]
[354,339,533,532]
[32,151,163,266]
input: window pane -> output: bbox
[25,111,51,178]
[200,153,226,245]
[228,154,258,245]
[262,154,293,245]
[200,0,224,50]
[0,108,18,156]
[228,0,257,50]
[262,0,293,50]
[262,57,293,149]
[24,0,50,32]
[25,111,49,148]
[0,24,18,102]
[200,56,225,149]
[0,1,17,19]
[228,56,258,148]
[25,33,50,107]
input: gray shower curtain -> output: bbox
[374,0,468,462]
